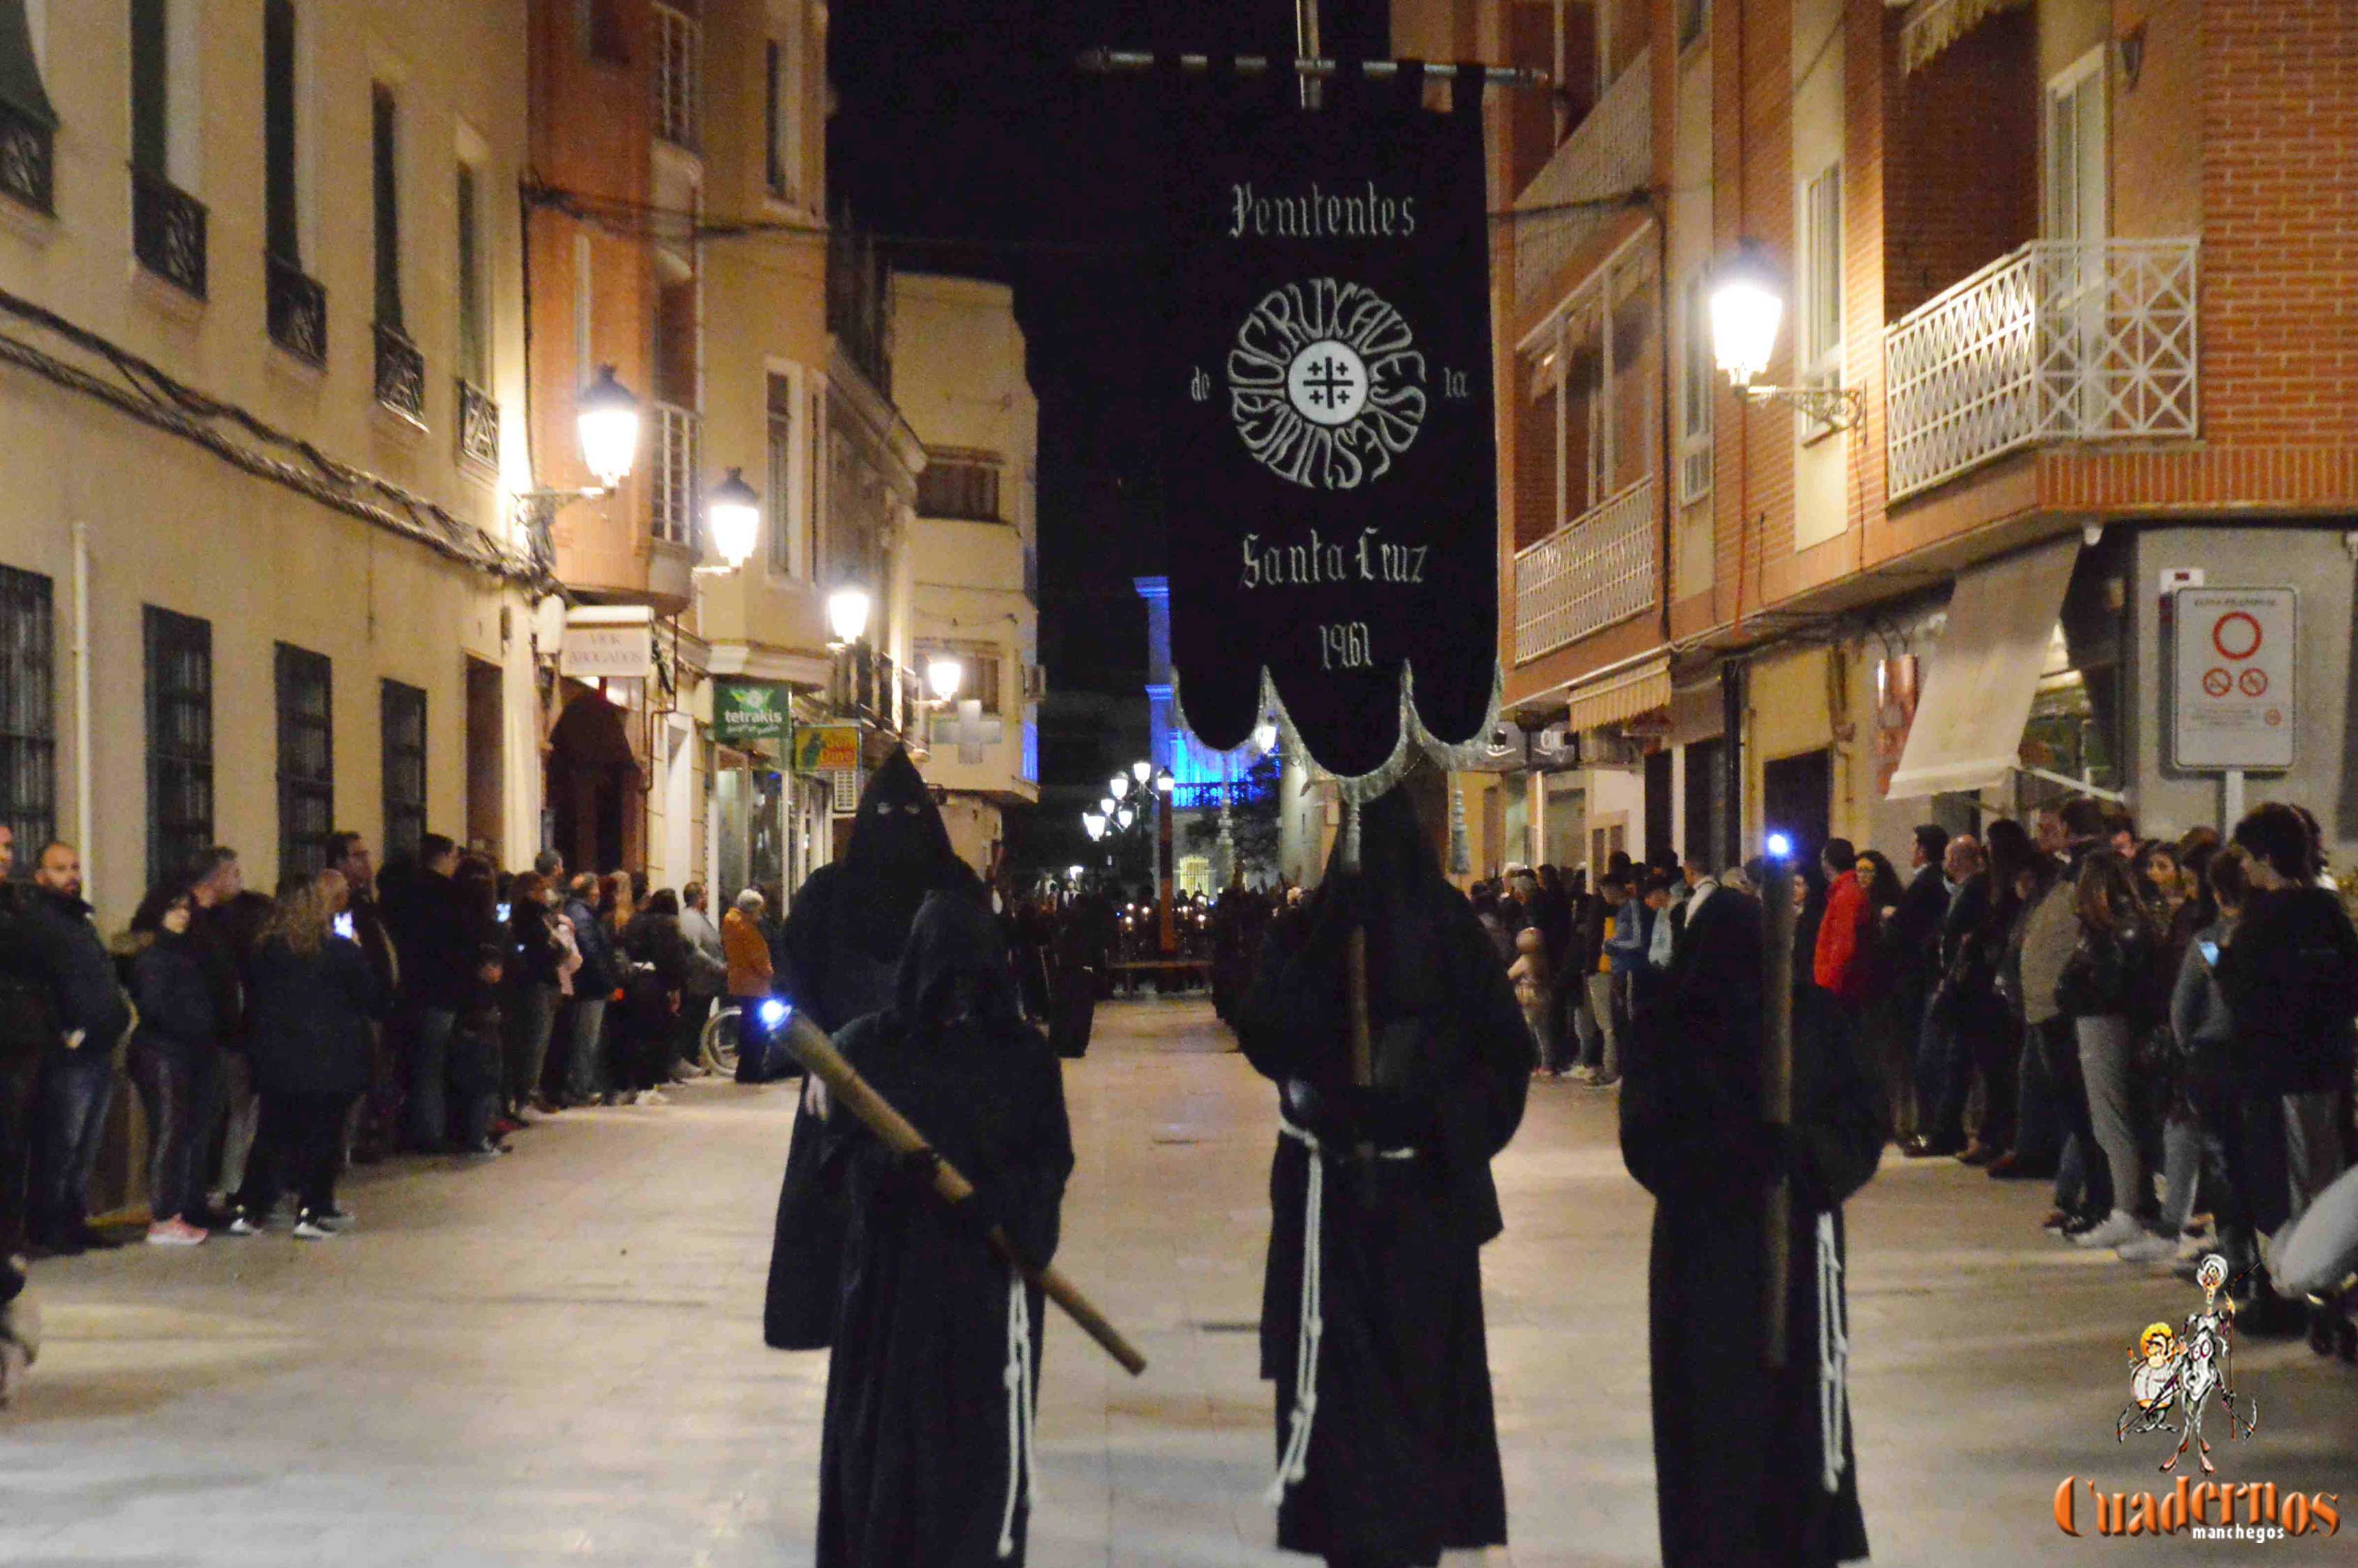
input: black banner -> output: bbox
[1161,66,1498,781]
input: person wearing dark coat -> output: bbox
[765,748,983,1350]
[126,884,220,1242]
[1235,786,1530,1568]
[620,890,695,1096]
[807,893,1072,1567]
[21,842,133,1254]
[1048,891,1114,1059]
[231,872,388,1234]
[1621,872,1883,1568]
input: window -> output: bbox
[918,454,1002,522]
[262,0,298,261]
[653,2,700,149]
[275,643,333,882]
[766,371,808,577]
[144,605,211,888]
[455,162,487,388]
[920,641,1003,715]
[129,0,165,174]
[381,680,426,863]
[1678,269,1714,503]
[0,0,58,214]
[372,83,402,328]
[1799,161,1843,431]
[766,5,804,203]
[1677,0,1710,51]
[0,565,55,855]
[577,0,626,64]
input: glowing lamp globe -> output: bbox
[1153,766,1175,795]
[926,656,965,703]
[1131,760,1153,786]
[1116,805,1136,831]
[1253,716,1280,755]
[576,365,642,488]
[1109,774,1132,802]
[1083,812,1107,842]
[1710,243,1785,389]
[826,586,871,646]
[706,468,761,569]
[1765,830,1795,860]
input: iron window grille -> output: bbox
[131,165,208,298]
[381,680,426,863]
[457,379,500,470]
[275,643,334,881]
[144,605,212,888]
[267,253,326,366]
[0,565,56,855]
[375,321,426,425]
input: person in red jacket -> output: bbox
[1813,839,1873,1005]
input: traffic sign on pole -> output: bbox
[2172,586,2296,772]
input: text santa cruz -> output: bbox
[1240,526,1429,589]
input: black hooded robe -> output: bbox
[813,894,1074,1568]
[1620,883,1883,1568]
[766,749,984,1350]
[1235,789,1531,1567]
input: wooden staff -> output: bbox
[780,1010,1150,1377]
[1760,858,1796,1371]
[1339,798,1376,1171]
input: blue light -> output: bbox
[758,999,791,1028]
[1765,831,1794,860]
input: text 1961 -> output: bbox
[1319,622,1372,670]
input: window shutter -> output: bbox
[264,0,298,261]
[129,0,167,174]
[372,84,401,326]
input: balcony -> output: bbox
[373,321,426,425]
[831,644,927,737]
[0,97,53,214]
[456,379,500,471]
[1511,47,1652,314]
[652,3,701,151]
[1885,239,2198,501]
[266,254,326,366]
[1513,475,1657,665]
[652,401,701,547]
[130,167,207,299]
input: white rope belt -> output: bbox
[997,1267,1039,1558]
[1266,1112,1416,1506]
[1816,1210,1849,1494]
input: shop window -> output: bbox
[381,679,426,863]
[1,565,55,854]
[275,643,334,881]
[144,605,211,888]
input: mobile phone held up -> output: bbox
[333,911,356,942]
[2198,938,2221,967]
[496,901,512,924]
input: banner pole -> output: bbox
[1077,49,1552,91]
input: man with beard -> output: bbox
[765,749,982,1350]
[1235,786,1530,1568]
[1620,862,1885,1568]
[809,892,1072,1567]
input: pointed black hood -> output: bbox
[831,747,978,964]
[891,890,1024,1044]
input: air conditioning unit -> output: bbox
[828,767,867,818]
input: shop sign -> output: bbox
[2172,586,2295,772]
[712,679,789,743]
[793,724,862,774]
[560,624,653,679]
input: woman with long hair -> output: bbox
[229,870,385,1238]
[2057,851,2168,1259]
[125,883,216,1246]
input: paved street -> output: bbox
[3,997,2355,1566]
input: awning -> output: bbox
[1885,538,2078,798]
[1897,0,2032,75]
[1565,654,1672,733]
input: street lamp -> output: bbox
[1083,810,1107,842]
[575,365,643,489]
[1097,794,1118,817]
[1116,804,1136,831]
[1109,772,1132,802]
[1131,760,1153,787]
[926,655,965,705]
[1253,715,1280,756]
[826,586,871,650]
[1153,766,1175,795]
[1709,241,1863,431]
[698,467,761,574]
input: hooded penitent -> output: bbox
[766,749,984,1350]
[1619,882,1883,1568]
[811,893,1072,1568]
[1234,786,1531,1567]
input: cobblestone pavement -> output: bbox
[3,998,2355,1565]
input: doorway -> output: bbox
[1763,747,1834,870]
[547,687,641,874]
[464,657,503,855]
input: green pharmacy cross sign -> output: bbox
[713,679,789,743]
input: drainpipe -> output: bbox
[70,522,94,903]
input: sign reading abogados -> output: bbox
[712,680,789,743]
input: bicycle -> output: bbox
[699,1004,743,1078]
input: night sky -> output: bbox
[828,1,1390,701]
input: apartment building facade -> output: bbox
[890,271,1042,881]
[1401,0,2358,875]
[0,0,546,925]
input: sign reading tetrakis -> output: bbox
[712,679,789,744]
[1161,68,1497,780]
[2172,586,2296,772]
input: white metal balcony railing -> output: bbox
[1512,47,1652,313]
[653,3,701,149]
[652,401,700,547]
[1884,239,2198,501]
[1513,475,1656,664]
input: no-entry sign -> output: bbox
[2173,586,2297,771]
